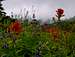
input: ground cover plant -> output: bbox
[0,16,75,57]
[0,0,75,57]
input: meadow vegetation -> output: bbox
[0,0,75,57]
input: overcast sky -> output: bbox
[2,0,75,19]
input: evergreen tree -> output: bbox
[0,0,6,16]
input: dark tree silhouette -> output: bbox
[0,0,6,16]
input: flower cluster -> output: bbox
[7,20,23,35]
[56,8,64,21]
[56,8,64,15]
[47,27,60,41]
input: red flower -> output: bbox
[47,27,60,41]
[7,20,23,34]
[56,8,64,15]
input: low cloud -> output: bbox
[2,0,75,19]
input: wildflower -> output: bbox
[56,8,64,15]
[6,20,24,47]
[2,43,9,49]
[56,8,64,21]
[35,46,42,57]
[7,20,23,35]
[35,49,41,57]
[47,27,60,41]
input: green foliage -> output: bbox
[0,17,75,57]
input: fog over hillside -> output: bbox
[2,0,75,20]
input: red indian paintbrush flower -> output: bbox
[7,20,23,34]
[56,8,64,15]
[56,8,64,21]
[47,27,60,41]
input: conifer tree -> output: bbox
[0,0,6,16]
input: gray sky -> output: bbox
[2,0,75,19]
